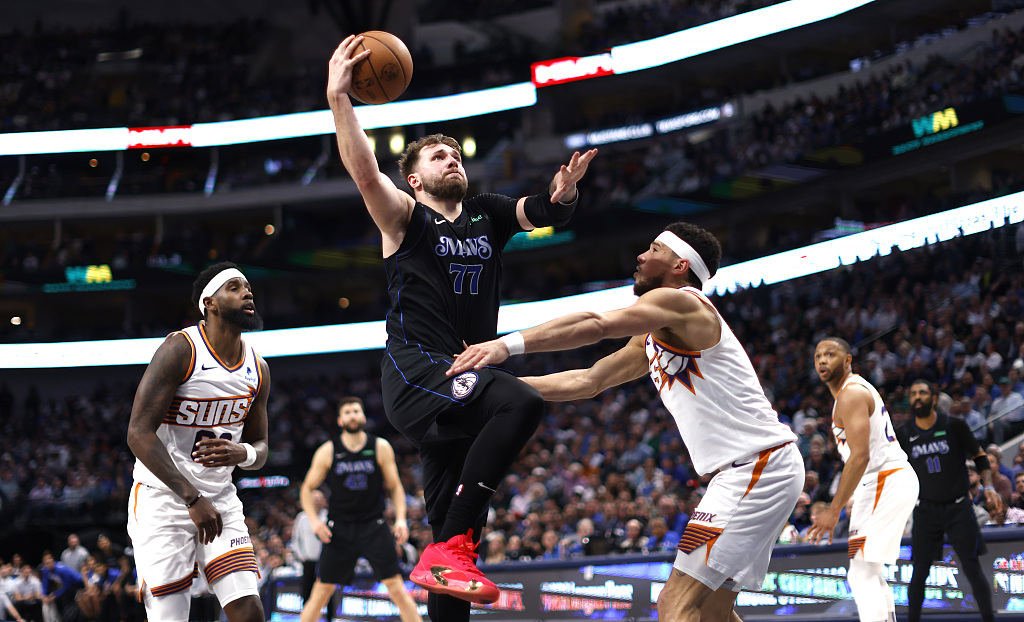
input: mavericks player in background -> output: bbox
[808,337,918,622]
[327,35,596,622]
[897,380,999,622]
[127,262,270,622]
[449,222,804,622]
[297,397,421,622]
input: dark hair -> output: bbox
[909,379,937,397]
[338,396,364,411]
[192,262,239,318]
[397,134,462,186]
[663,222,722,288]
[820,336,852,354]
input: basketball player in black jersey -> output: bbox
[298,397,421,622]
[327,36,596,621]
[896,380,1001,622]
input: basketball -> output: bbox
[350,31,414,105]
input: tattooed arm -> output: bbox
[127,333,222,543]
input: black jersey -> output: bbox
[383,195,521,356]
[896,413,981,503]
[326,434,385,523]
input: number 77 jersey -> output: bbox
[132,323,265,498]
[831,374,910,474]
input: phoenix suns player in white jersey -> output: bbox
[127,262,271,622]
[448,222,803,622]
[807,337,918,622]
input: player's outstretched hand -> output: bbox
[805,506,839,545]
[188,496,224,545]
[447,339,509,376]
[193,438,246,468]
[550,148,597,204]
[327,35,371,104]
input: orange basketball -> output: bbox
[350,31,414,105]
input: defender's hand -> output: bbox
[447,340,509,376]
[327,35,372,104]
[550,149,597,203]
[188,496,223,545]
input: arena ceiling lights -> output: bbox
[0,0,878,157]
[3,190,1020,369]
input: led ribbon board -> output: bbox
[2,190,1020,368]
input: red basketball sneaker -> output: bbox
[410,530,499,604]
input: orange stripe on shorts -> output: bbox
[848,536,866,559]
[873,467,902,512]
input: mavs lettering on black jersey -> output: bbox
[384,196,520,356]
[326,434,385,523]
[897,413,980,503]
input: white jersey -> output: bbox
[831,374,908,475]
[133,323,264,498]
[646,287,796,475]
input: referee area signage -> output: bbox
[266,529,1024,621]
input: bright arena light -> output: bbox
[2,190,1020,369]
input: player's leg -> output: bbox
[907,504,942,622]
[699,586,742,622]
[946,500,994,622]
[299,581,337,622]
[381,575,423,622]
[437,372,543,541]
[847,559,891,622]
[219,594,263,622]
[657,569,716,621]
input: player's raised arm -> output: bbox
[515,149,598,231]
[327,36,414,250]
[523,335,649,402]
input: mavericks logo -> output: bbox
[451,372,479,399]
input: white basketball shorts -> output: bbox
[127,482,259,621]
[675,441,804,591]
[847,463,918,563]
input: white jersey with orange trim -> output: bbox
[132,322,264,499]
[831,374,909,475]
[646,286,796,475]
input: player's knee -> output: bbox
[222,594,264,622]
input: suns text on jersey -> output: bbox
[172,397,252,426]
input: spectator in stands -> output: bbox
[986,453,1013,507]
[986,444,1015,483]
[991,376,1024,443]
[10,565,42,622]
[615,519,647,555]
[482,532,507,565]
[644,518,679,553]
[39,552,82,620]
[60,535,89,576]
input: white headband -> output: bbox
[655,231,711,284]
[198,268,247,314]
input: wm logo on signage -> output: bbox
[911,108,958,138]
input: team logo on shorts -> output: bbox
[451,372,479,399]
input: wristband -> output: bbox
[984,486,995,492]
[185,492,203,508]
[239,443,257,468]
[500,332,525,356]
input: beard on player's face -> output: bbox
[221,305,264,331]
[633,272,664,297]
[421,172,468,202]
[342,421,365,433]
[910,398,932,418]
